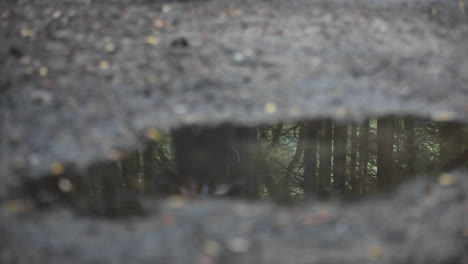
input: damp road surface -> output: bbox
[1,0,468,182]
[0,0,468,263]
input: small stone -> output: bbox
[31,90,53,105]
[20,56,32,65]
[233,52,244,62]
[219,12,229,20]
[311,56,322,67]
[243,49,255,57]
[52,11,61,19]
[373,19,388,33]
[167,196,186,208]
[379,23,388,33]
[146,74,157,84]
[106,149,126,161]
[305,26,321,34]
[289,106,301,116]
[203,239,222,256]
[160,213,175,225]
[227,238,250,253]
[13,156,26,168]
[170,37,189,48]
[58,178,73,192]
[153,19,165,29]
[462,226,468,237]
[231,9,244,16]
[24,66,34,75]
[174,104,187,114]
[161,5,171,13]
[335,107,346,119]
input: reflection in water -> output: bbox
[23,117,468,217]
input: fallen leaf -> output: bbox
[50,162,64,175]
[439,173,455,186]
[264,102,277,114]
[146,128,162,141]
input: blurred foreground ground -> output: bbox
[1,0,468,179]
[1,171,467,264]
[0,0,467,263]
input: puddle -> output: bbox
[19,116,467,217]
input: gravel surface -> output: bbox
[1,171,467,264]
[0,1,467,262]
[1,0,467,182]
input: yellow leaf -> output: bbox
[105,43,116,52]
[50,162,65,175]
[203,239,222,256]
[264,102,277,114]
[99,60,110,70]
[167,195,186,208]
[144,36,159,45]
[2,200,34,214]
[431,110,456,121]
[146,128,162,141]
[439,173,455,186]
[39,67,48,77]
[367,245,385,259]
[20,28,36,38]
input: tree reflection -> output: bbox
[28,117,468,216]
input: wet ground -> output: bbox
[1,0,468,183]
[8,116,467,218]
[1,0,468,263]
[1,171,467,264]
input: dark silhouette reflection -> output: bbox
[172,125,257,196]
[23,117,468,217]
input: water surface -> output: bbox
[23,116,468,217]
